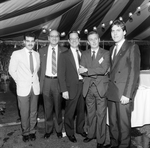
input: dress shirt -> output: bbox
[45,45,58,77]
[91,47,99,58]
[111,39,125,59]
[25,48,36,72]
[70,47,82,80]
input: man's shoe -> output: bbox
[97,143,111,148]
[68,135,77,143]
[78,132,87,137]
[57,132,62,139]
[30,133,36,141]
[97,143,104,148]
[83,137,93,143]
[44,133,51,139]
[22,135,29,142]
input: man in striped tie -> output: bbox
[39,30,67,139]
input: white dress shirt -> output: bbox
[70,47,83,80]
[45,45,58,77]
[25,48,36,72]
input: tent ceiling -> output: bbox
[0,0,150,43]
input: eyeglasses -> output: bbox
[69,38,79,41]
[49,35,59,38]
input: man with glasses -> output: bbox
[39,30,67,139]
[58,31,86,143]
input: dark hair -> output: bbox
[24,32,36,40]
[68,31,80,39]
[111,19,127,32]
[87,31,99,39]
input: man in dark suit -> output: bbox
[79,31,110,148]
[106,20,141,148]
[39,30,67,139]
[58,31,86,143]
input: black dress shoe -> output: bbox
[83,137,93,143]
[30,133,36,141]
[44,133,51,139]
[57,132,62,139]
[78,132,87,137]
[22,135,29,142]
[68,135,77,143]
[97,143,104,148]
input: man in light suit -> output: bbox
[58,31,86,143]
[39,30,67,139]
[79,31,110,148]
[9,32,40,142]
[106,20,141,148]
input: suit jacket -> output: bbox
[9,47,40,96]
[58,48,81,100]
[39,45,67,93]
[80,47,110,97]
[107,40,141,102]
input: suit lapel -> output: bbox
[68,49,77,71]
[112,41,129,69]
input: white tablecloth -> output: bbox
[131,70,150,127]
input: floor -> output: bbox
[0,81,139,148]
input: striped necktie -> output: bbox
[52,48,57,75]
[29,51,34,74]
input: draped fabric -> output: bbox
[0,0,150,42]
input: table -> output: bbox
[131,70,150,127]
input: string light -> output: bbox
[119,17,123,21]
[77,30,80,34]
[84,29,88,34]
[93,26,97,31]
[129,12,133,22]
[148,1,150,12]
[60,32,65,37]
[42,27,47,33]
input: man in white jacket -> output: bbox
[9,32,40,142]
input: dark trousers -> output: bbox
[86,84,107,144]
[108,100,132,148]
[43,77,63,134]
[64,81,85,136]
[18,87,38,136]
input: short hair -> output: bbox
[68,31,80,39]
[111,19,127,32]
[24,32,36,40]
[87,31,99,39]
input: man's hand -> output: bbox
[120,95,130,104]
[78,65,88,74]
[62,91,69,100]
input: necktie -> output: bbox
[52,48,57,75]
[112,44,118,61]
[76,49,81,63]
[92,51,96,61]
[29,52,34,74]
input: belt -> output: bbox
[45,75,57,79]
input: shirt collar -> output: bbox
[91,47,99,55]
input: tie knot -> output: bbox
[52,48,55,51]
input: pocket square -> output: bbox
[99,57,104,64]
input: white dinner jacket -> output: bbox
[9,47,40,96]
